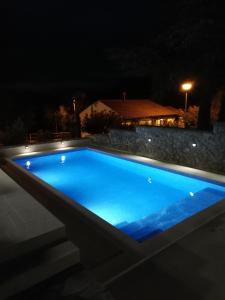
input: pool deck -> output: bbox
[0,169,80,299]
[8,211,225,299]
[0,169,65,262]
[0,144,225,299]
[105,210,225,300]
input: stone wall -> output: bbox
[89,123,225,174]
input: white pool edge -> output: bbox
[2,145,225,261]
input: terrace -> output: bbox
[2,1,225,298]
[0,122,225,299]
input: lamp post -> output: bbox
[181,82,193,113]
[122,91,127,102]
[72,97,76,121]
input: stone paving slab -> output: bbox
[0,169,65,263]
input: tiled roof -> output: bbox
[100,99,180,119]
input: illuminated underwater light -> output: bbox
[60,155,66,163]
[26,161,31,169]
[189,192,194,197]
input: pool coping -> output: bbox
[2,145,225,261]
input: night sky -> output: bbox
[1,0,224,118]
[2,1,176,94]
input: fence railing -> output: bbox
[28,132,72,144]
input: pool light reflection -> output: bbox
[148,177,152,184]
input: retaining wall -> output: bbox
[89,123,225,174]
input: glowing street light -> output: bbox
[181,82,193,112]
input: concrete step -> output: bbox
[0,226,67,265]
[118,222,142,235]
[115,221,128,229]
[0,168,68,265]
[0,240,80,300]
[118,187,225,242]
[156,187,225,229]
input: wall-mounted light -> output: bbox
[25,145,29,150]
[61,141,64,145]
[189,192,194,197]
[148,138,152,142]
[192,143,197,147]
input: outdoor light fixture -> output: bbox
[61,140,64,145]
[192,143,197,147]
[25,161,31,169]
[148,138,152,142]
[182,82,193,91]
[60,155,66,163]
[181,81,193,113]
[25,145,29,149]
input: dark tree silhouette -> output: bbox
[218,94,225,122]
[106,0,225,130]
[82,111,122,134]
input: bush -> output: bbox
[179,106,199,128]
[82,111,122,134]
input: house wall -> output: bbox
[79,101,115,126]
[88,122,225,174]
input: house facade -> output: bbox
[80,99,182,128]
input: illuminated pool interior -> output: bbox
[14,148,225,242]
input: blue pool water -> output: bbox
[15,148,225,242]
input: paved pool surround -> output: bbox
[2,145,225,283]
[89,122,225,174]
[0,138,90,159]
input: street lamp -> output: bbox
[181,82,193,112]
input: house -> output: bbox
[80,99,181,127]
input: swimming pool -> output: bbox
[14,148,225,243]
